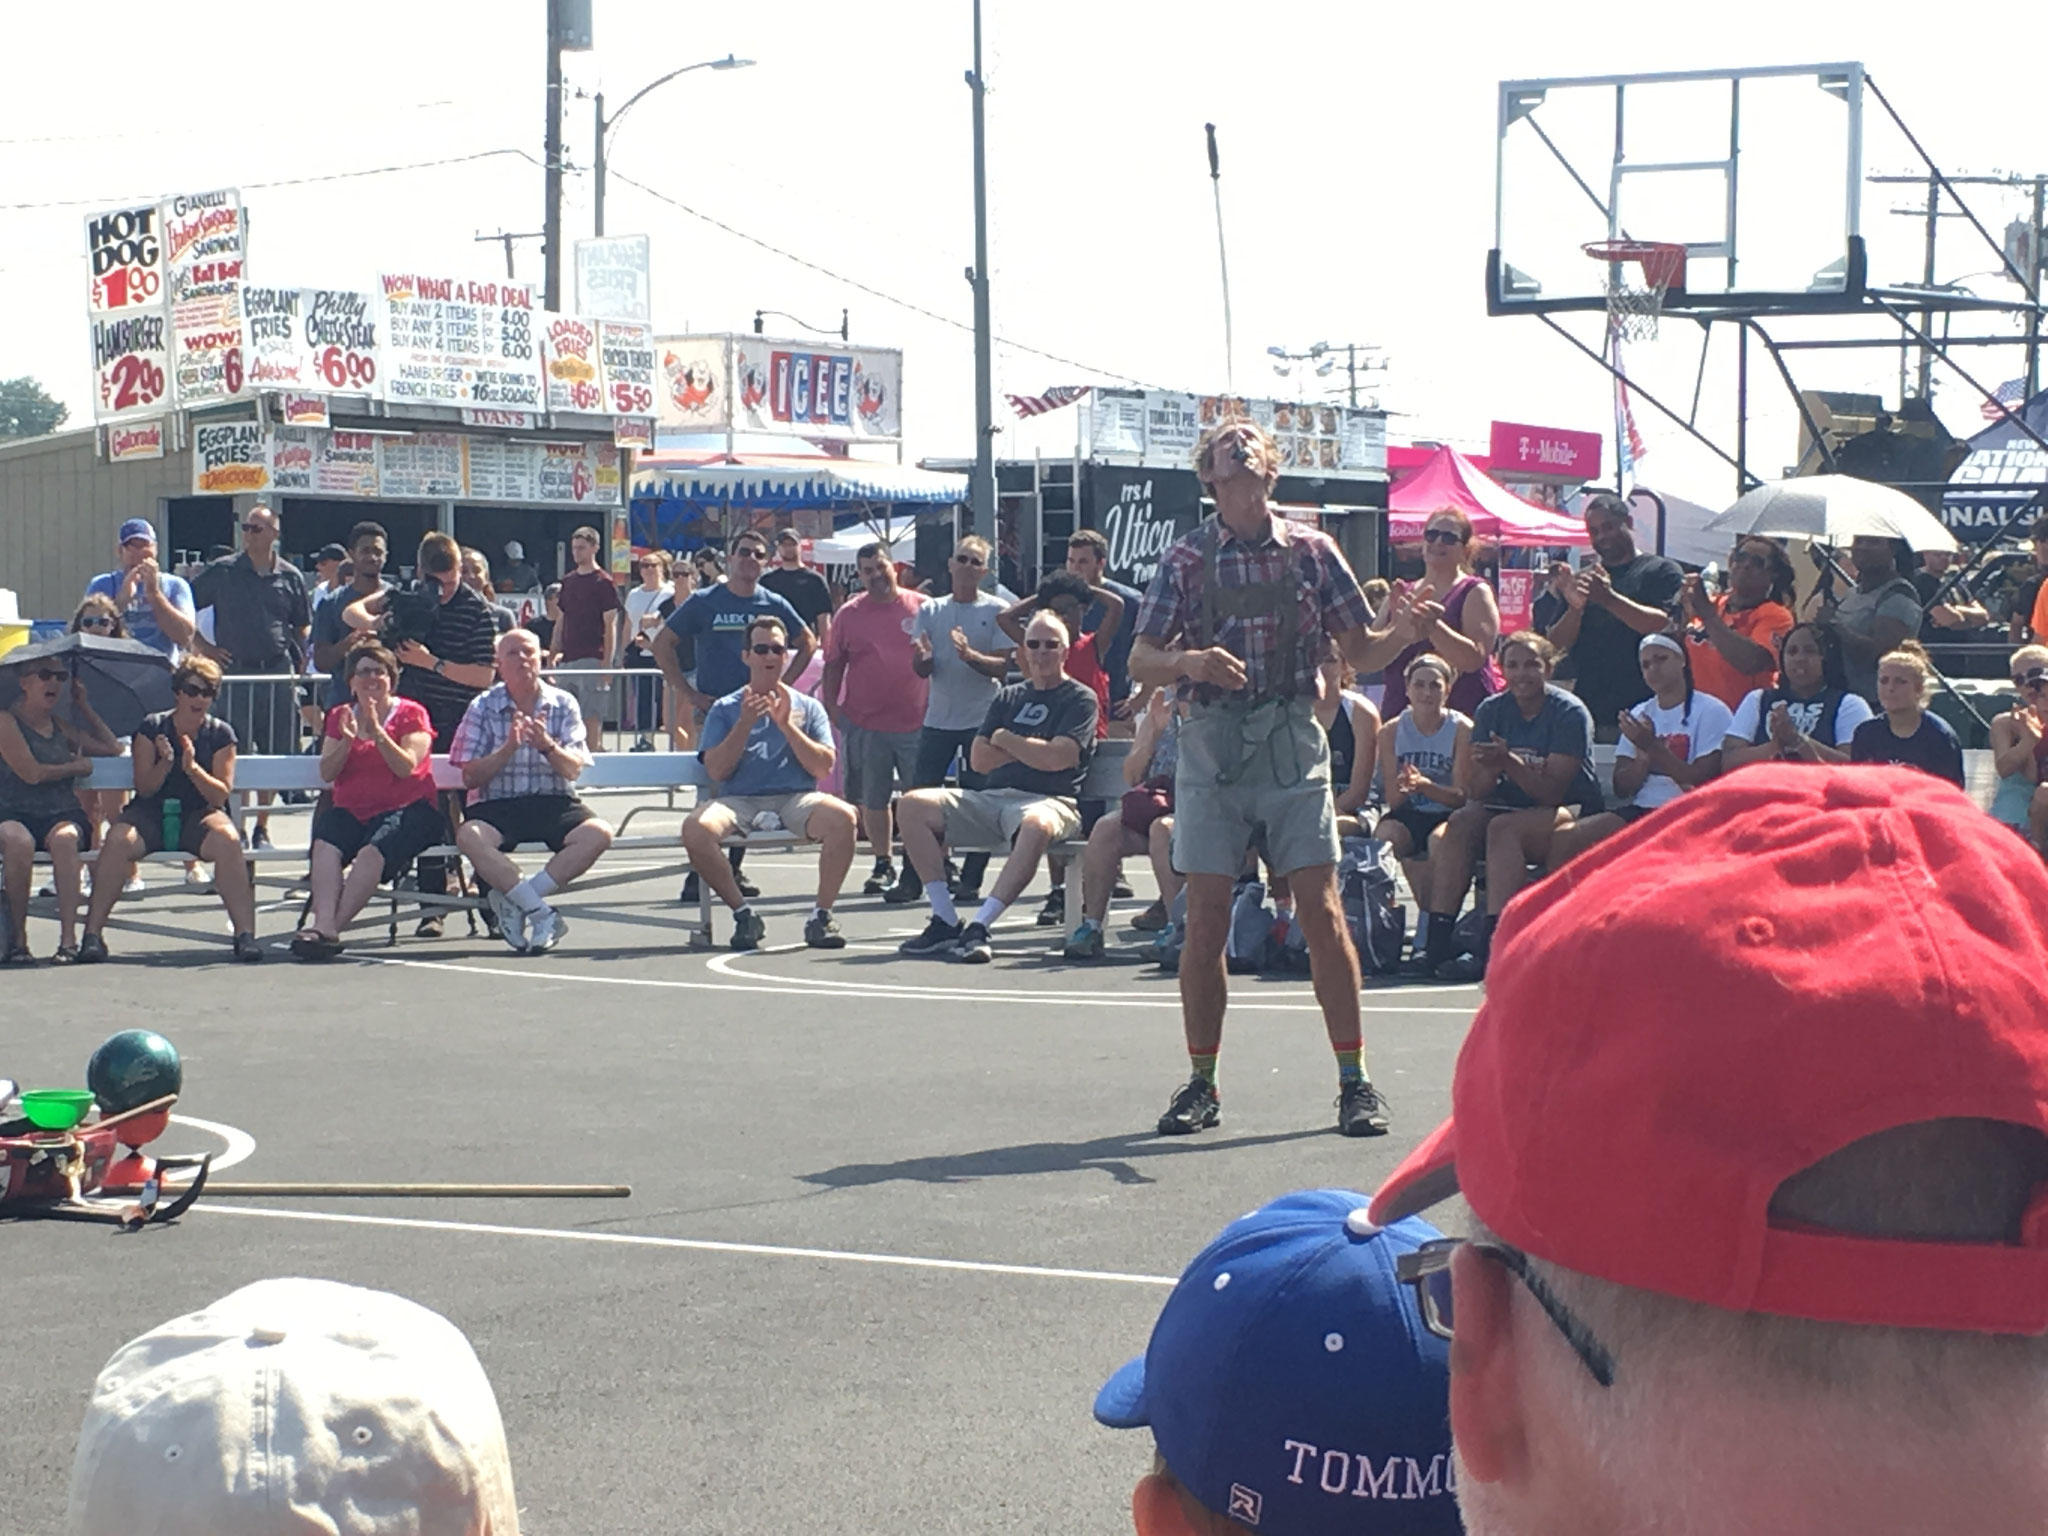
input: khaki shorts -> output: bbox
[928,787,1080,849]
[555,658,613,729]
[1172,698,1338,878]
[696,791,839,840]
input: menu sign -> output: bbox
[378,273,541,410]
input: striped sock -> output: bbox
[1189,1051,1219,1085]
[1333,1039,1365,1083]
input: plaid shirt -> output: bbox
[1134,514,1370,701]
[448,681,591,805]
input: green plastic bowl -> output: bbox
[19,1089,95,1131]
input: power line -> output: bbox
[0,149,535,212]
[606,167,1166,389]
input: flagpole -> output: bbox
[1206,123,1234,393]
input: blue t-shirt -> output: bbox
[663,584,809,700]
[84,569,196,657]
[1471,684,1602,812]
[699,686,834,796]
[1849,711,1965,789]
[1084,577,1144,706]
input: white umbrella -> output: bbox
[1702,475,1958,554]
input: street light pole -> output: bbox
[588,55,754,242]
[543,0,566,310]
[593,91,607,238]
[966,0,996,546]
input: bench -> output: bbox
[51,740,1134,948]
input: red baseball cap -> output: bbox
[1371,764,2048,1334]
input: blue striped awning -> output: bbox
[635,458,967,510]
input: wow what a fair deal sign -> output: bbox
[378,273,541,410]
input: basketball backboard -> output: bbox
[1490,63,1867,319]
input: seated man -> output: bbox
[1066,685,1182,960]
[681,615,855,951]
[896,610,1098,964]
[1095,1189,1458,1536]
[450,628,616,954]
[67,1277,519,1535]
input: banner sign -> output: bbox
[599,320,655,418]
[736,337,901,442]
[275,391,329,427]
[268,426,380,497]
[90,311,170,422]
[573,235,651,322]
[163,189,247,407]
[657,335,728,429]
[105,420,166,463]
[465,439,621,505]
[1083,466,1205,588]
[1496,568,1537,635]
[613,415,653,450]
[1488,420,1602,480]
[86,205,164,313]
[375,431,467,498]
[1086,388,1387,477]
[242,285,306,389]
[302,289,380,394]
[543,315,604,414]
[462,408,538,429]
[377,273,541,410]
[192,420,271,494]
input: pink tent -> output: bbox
[1387,445,1591,548]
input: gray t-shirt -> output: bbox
[1833,577,1922,703]
[911,592,1015,731]
[1471,685,1601,812]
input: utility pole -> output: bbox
[965,0,995,546]
[592,91,607,238]
[543,0,565,310]
[2029,176,2044,401]
[476,230,544,281]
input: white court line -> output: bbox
[167,1114,258,1172]
[198,1204,1176,1288]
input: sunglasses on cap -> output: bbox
[1423,528,1465,545]
[1023,637,1065,651]
[2015,669,2048,691]
[178,682,219,698]
[750,642,787,656]
[1397,1237,1617,1388]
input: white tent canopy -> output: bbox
[808,517,917,566]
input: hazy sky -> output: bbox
[5,2,2043,508]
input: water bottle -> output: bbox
[161,797,182,851]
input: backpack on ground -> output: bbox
[1226,876,1277,974]
[1339,837,1408,975]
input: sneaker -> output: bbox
[736,874,760,899]
[898,916,963,956]
[415,914,446,940]
[1434,953,1487,983]
[804,910,846,949]
[882,868,922,905]
[75,933,109,965]
[487,887,530,954]
[232,932,265,963]
[1112,880,1134,899]
[251,825,273,852]
[1129,900,1169,932]
[632,735,656,752]
[679,872,701,904]
[525,906,568,953]
[1336,1079,1392,1138]
[1157,1076,1221,1135]
[861,859,896,895]
[1063,918,1106,960]
[730,908,767,951]
[122,872,145,895]
[954,921,993,963]
[1035,887,1065,927]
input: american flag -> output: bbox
[1005,385,1092,418]
[1981,377,2029,422]
[1612,338,1647,491]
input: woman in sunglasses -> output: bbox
[0,658,120,963]
[1990,644,2048,851]
[1358,507,1503,722]
[79,655,263,963]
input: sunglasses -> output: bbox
[240,521,274,533]
[1023,638,1065,651]
[25,668,67,682]
[1423,529,1465,546]
[953,553,986,566]
[732,546,768,560]
[178,682,219,699]
[749,643,787,656]
[78,615,117,629]
[2015,671,2048,690]
[1728,550,1770,568]
[1397,1237,1617,1388]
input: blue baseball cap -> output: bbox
[118,518,156,545]
[1094,1190,1458,1535]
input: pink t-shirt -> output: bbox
[825,590,929,733]
[324,698,437,820]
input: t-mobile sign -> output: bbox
[1489,420,1602,480]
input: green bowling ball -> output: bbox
[86,1030,183,1117]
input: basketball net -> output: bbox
[1586,241,1686,343]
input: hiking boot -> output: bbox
[1157,1076,1221,1135]
[1063,918,1106,960]
[1336,1079,1392,1138]
[730,908,767,951]
[899,916,963,956]
[804,910,846,949]
[861,858,896,895]
[954,921,994,963]
[1035,887,1065,926]
[1129,900,1169,932]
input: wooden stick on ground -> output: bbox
[152,1181,633,1198]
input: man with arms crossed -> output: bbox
[450,628,615,954]
[895,610,1096,964]
[1130,418,1389,1139]
[683,615,855,951]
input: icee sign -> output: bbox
[769,351,853,426]
[732,335,901,442]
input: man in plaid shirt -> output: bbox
[450,629,616,955]
[1130,418,1391,1141]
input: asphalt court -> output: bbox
[2,848,1479,1534]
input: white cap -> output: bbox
[503,541,524,560]
[67,1278,520,1536]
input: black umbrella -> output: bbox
[0,633,175,737]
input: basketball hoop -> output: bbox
[1583,240,1687,341]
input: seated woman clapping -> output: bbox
[1719,622,1870,770]
[293,643,442,960]
[1550,633,1731,865]
[1990,644,2047,851]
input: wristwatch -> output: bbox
[432,658,447,676]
